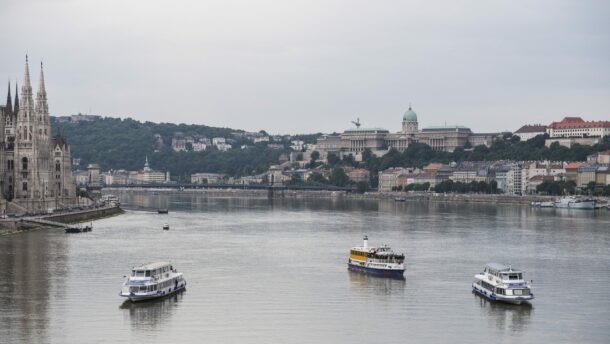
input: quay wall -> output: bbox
[105,187,559,205]
[0,206,124,236]
[43,206,125,224]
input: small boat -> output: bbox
[65,223,93,233]
[157,208,169,214]
[554,196,595,209]
[65,226,83,233]
[472,263,534,304]
[119,262,186,302]
[102,194,120,206]
[531,201,554,208]
[162,223,170,230]
[347,235,405,279]
[394,196,406,202]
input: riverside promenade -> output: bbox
[0,204,124,236]
[105,186,580,205]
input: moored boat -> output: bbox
[158,208,169,214]
[554,196,595,209]
[162,223,170,230]
[347,235,405,279]
[472,263,533,304]
[119,262,186,302]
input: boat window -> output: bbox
[131,271,135,277]
[139,286,146,292]
[145,270,151,277]
[136,270,145,277]
[513,289,530,296]
[509,274,519,280]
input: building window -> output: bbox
[22,157,28,170]
[56,162,61,172]
[22,182,27,191]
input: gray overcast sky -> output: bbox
[1,0,609,134]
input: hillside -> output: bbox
[51,117,289,178]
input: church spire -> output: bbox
[14,82,19,115]
[6,81,12,114]
[36,61,48,115]
[38,61,47,97]
[23,55,31,90]
[20,55,34,112]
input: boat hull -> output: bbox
[348,263,405,279]
[121,284,186,302]
[472,282,533,305]
[555,200,595,209]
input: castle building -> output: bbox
[0,56,77,212]
[315,106,500,161]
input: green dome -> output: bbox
[403,106,417,121]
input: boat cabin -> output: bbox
[131,262,174,279]
[484,263,524,281]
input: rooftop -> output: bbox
[515,124,547,133]
[486,262,522,272]
[421,125,472,132]
[548,117,610,129]
[343,127,389,134]
[132,262,171,271]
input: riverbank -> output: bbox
[0,205,125,236]
[104,186,584,205]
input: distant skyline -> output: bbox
[1,0,609,134]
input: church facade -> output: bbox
[0,57,77,213]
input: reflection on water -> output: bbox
[0,231,68,343]
[1,192,610,343]
[473,292,533,332]
[348,271,406,296]
[120,291,185,331]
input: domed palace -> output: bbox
[315,105,500,161]
[401,106,418,134]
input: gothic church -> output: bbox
[0,56,77,213]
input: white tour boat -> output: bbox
[120,262,186,302]
[554,196,595,209]
[347,235,405,278]
[472,263,533,304]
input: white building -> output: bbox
[506,164,522,195]
[191,173,224,184]
[192,142,207,152]
[547,117,610,139]
[514,124,547,141]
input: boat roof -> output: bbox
[486,262,522,272]
[133,262,171,270]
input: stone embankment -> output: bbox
[0,205,124,236]
[107,187,560,205]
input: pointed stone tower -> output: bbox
[6,81,12,115]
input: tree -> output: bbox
[327,153,340,166]
[290,173,302,185]
[356,181,369,193]
[586,181,597,194]
[329,167,350,187]
[310,151,320,161]
[307,172,328,184]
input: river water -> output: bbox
[1,193,609,343]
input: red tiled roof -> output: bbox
[424,163,443,170]
[515,124,547,133]
[548,117,610,129]
[566,162,583,169]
